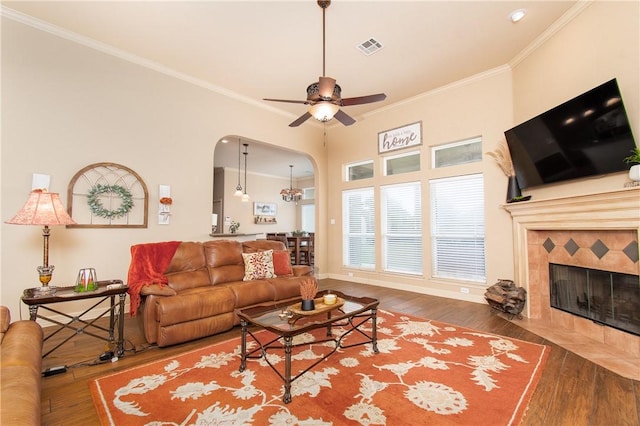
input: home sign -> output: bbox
[378,121,422,154]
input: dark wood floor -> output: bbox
[39,279,640,425]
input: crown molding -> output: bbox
[509,0,593,68]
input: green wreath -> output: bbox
[87,184,134,219]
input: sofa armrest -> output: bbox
[140,284,177,297]
[292,265,313,277]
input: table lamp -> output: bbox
[5,190,77,295]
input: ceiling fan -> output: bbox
[263,0,386,127]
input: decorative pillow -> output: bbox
[272,250,293,276]
[242,249,276,281]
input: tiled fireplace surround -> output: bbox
[504,187,640,379]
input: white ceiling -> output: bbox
[3,0,579,178]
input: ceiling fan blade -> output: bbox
[341,93,387,106]
[263,98,310,105]
[333,109,356,126]
[318,76,336,99]
[289,112,312,127]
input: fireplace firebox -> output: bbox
[549,263,640,336]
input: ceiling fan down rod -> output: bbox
[318,0,330,77]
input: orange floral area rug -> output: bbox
[90,310,549,425]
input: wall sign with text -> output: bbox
[378,121,422,154]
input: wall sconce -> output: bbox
[159,184,172,225]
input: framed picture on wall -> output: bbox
[378,121,422,154]
[254,202,277,217]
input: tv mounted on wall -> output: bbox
[504,78,637,189]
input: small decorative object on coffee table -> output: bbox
[299,277,318,311]
[323,291,337,305]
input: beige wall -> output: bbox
[0,17,325,317]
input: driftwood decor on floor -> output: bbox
[485,279,527,319]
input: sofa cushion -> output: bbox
[243,240,286,253]
[273,250,293,276]
[165,242,206,273]
[268,276,304,300]
[204,240,243,267]
[204,240,245,284]
[221,280,276,309]
[242,250,275,280]
[155,286,235,326]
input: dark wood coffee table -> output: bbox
[236,291,379,403]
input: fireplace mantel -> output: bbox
[504,187,640,230]
[504,187,640,318]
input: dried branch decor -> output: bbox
[299,277,318,300]
[486,140,515,177]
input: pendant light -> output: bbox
[280,165,302,203]
[241,143,250,202]
[233,138,243,197]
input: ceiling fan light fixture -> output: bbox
[310,102,339,122]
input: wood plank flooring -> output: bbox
[38,279,640,425]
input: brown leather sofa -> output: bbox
[135,239,313,347]
[0,305,44,425]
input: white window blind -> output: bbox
[301,204,315,233]
[342,188,375,269]
[381,182,422,275]
[430,174,485,282]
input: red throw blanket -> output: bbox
[127,241,181,316]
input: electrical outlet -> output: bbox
[348,272,354,277]
[460,287,470,294]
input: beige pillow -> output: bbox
[242,249,276,281]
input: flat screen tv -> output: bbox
[504,78,637,189]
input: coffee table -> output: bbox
[236,291,379,403]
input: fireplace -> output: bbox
[504,187,640,365]
[549,263,640,336]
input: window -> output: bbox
[342,188,375,269]
[303,187,315,200]
[301,204,315,233]
[430,174,485,282]
[381,182,422,275]
[384,150,420,176]
[432,137,482,168]
[346,160,374,181]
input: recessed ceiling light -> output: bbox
[509,9,527,23]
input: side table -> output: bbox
[21,279,128,358]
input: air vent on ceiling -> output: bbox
[356,38,384,56]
